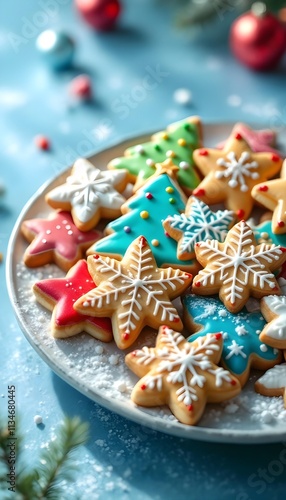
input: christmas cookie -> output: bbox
[125,327,240,426]
[255,364,286,407]
[163,196,234,260]
[45,158,128,231]
[182,295,281,387]
[254,220,286,247]
[217,123,279,154]
[33,260,112,341]
[192,134,282,220]
[260,295,286,349]
[251,160,286,235]
[108,116,202,195]
[192,220,286,313]
[74,236,192,349]
[88,173,200,272]
[21,211,101,271]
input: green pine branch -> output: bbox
[0,416,89,500]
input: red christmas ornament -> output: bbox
[230,2,286,71]
[75,0,121,31]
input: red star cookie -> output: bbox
[192,134,282,220]
[217,123,279,154]
[74,236,192,349]
[192,220,286,313]
[125,327,240,425]
[33,260,112,340]
[21,211,101,271]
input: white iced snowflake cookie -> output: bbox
[46,158,128,231]
[255,364,286,407]
[260,295,286,349]
[125,328,240,426]
[192,220,286,313]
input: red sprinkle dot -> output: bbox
[280,247,286,253]
[34,135,50,150]
[165,232,170,238]
[214,333,222,340]
[230,380,237,386]
[278,221,285,228]
[195,242,200,247]
[258,185,269,192]
[93,254,100,260]
[131,351,138,357]
[141,384,147,391]
[194,281,201,287]
[187,405,193,412]
[236,209,245,219]
[193,188,205,197]
[145,192,153,200]
[198,149,208,156]
[184,273,193,279]
[173,317,180,323]
[140,236,146,246]
[271,154,281,162]
[235,133,242,140]
[123,333,130,340]
[69,74,92,100]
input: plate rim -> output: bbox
[6,123,286,444]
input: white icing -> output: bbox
[215,151,259,192]
[225,340,247,359]
[196,221,282,304]
[257,364,286,389]
[262,295,286,340]
[47,158,127,223]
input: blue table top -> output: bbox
[1,1,286,498]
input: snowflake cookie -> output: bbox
[260,295,286,349]
[251,159,286,236]
[163,197,234,260]
[255,364,286,407]
[21,211,101,272]
[45,158,128,231]
[182,295,281,387]
[192,134,282,220]
[33,260,112,341]
[192,220,286,313]
[125,327,240,425]
[74,236,193,349]
[108,116,202,195]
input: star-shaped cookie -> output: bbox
[192,220,286,313]
[33,260,112,341]
[183,295,281,386]
[192,134,282,219]
[125,327,240,425]
[260,295,286,349]
[251,160,286,235]
[217,123,279,154]
[74,236,192,349]
[255,363,286,407]
[133,159,180,191]
[163,197,234,260]
[46,158,128,231]
[21,211,101,271]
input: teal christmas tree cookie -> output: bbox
[182,294,281,386]
[108,116,202,195]
[88,174,200,273]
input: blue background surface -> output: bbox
[1,1,286,498]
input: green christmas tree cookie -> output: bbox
[87,173,200,273]
[108,116,202,195]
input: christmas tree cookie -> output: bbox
[74,236,193,349]
[183,295,281,387]
[88,173,200,272]
[108,116,202,195]
[125,327,240,425]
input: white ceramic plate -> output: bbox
[7,123,286,443]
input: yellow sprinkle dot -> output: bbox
[165,186,174,193]
[161,133,169,140]
[166,150,176,158]
[152,239,159,247]
[177,138,186,146]
[140,210,149,219]
[261,232,269,239]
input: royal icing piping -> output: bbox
[23,212,101,260]
[256,364,286,390]
[76,237,191,339]
[183,295,279,376]
[109,117,201,191]
[47,159,127,223]
[90,175,197,269]
[215,151,259,191]
[262,295,286,340]
[164,197,234,257]
[193,221,285,308]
